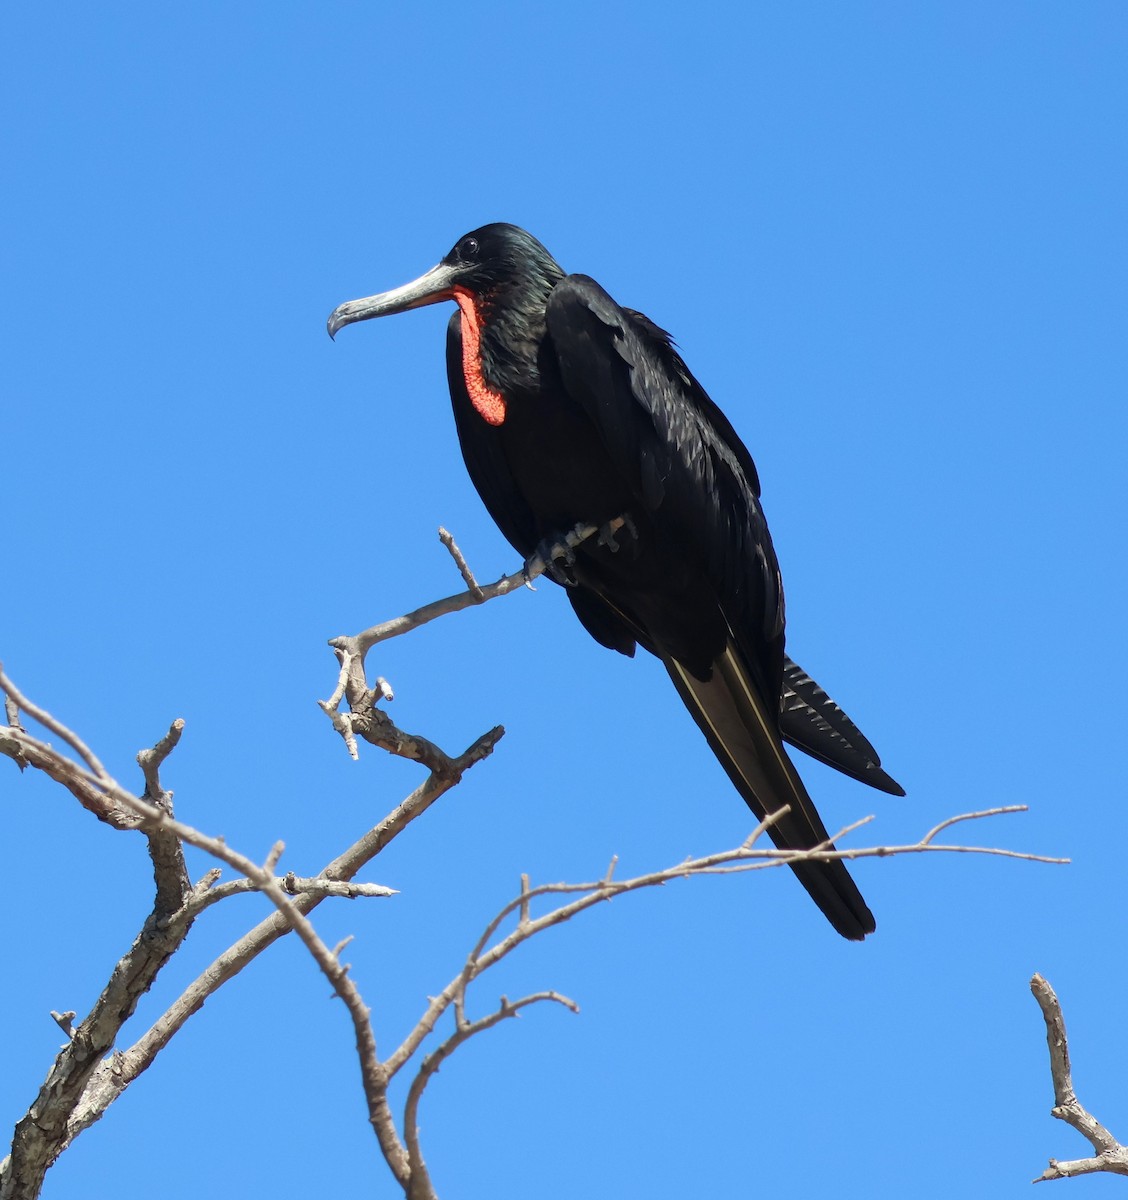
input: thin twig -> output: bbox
[0,666,110,781]
[437,527,483,598]
[401,989,579,1191]
[181,874,397,919]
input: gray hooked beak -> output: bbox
[326,261,461,339]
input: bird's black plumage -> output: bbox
[328,223,903,940]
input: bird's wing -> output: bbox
[445,313,540,557]
[545,274,785,703]
[546,279,875,937]
[780,657,905,796]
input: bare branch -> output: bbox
[1,892,197,1199]
[3,607,1068,1200]
[136,719,184,796]
[281,874,398,900]
[351,519,619,654]
[179,873,397,919]
[385,806,1062,1084]
[136,720,191,920]
[1031,973,1128,1182]
[70,725,497,1157]
[1,691,28,770]
[0,720,142,830]
[437,526,483,598]
[324,648,353,713]
[317,522,625,764]
[919,804,1027,844]
[0,679,200,1200]
[0,666,110,782]
[6,685,407,1188]
[49,1013,76,1040]
[0,669,503,1196]
[402,990,579,1192]
[382,805,1062,1199]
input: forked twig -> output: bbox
[1031,974,1128,1182]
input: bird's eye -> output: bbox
[459,236,480,261]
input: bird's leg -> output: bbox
[525,533,579,587]
[597,513,638,554]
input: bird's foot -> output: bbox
[597,513,638,554]
[525,534,578,587]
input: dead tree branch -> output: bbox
[1,530,1070,1200]
[318,520,622,760]
[386,805,1063,1086]
[372,807,1067,1200]
[1031,973,1128,1182]
[0,673,195,1200]
[0,666,495,1199]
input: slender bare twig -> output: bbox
[179,873,397,918]
[1031,974,1128,1182]
[437,526,483,598]
[280,873,396,899]
[0,665,110,781]
[402,990,579,1192]
[351,519,621,654]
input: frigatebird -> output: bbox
[328,223,902,940]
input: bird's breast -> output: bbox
[452,289,507,427]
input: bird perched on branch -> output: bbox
[328,223,902,940]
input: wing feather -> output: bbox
[780,658,905,796]
[546,275,785,701]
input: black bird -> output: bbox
[328,223,903,940]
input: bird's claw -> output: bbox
[597,513,638,554]
[525,535,578,587]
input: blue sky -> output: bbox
[3,3,1127,1196]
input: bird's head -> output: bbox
[327,223,564,338]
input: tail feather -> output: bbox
[780,657,905,797]
[665,645,875,940]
